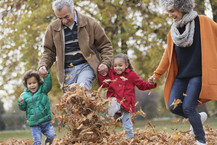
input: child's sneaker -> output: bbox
[195,140,208,145]
[108,98,120,116]
[190,112,207,137]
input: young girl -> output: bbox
[17,70,56,145]
[98,53,157,139]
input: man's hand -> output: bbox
[38,66,48,78]
[148,76,156,85]
[98,63,108,76]
[19,96,24,104]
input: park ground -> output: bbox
[0,116,216,141]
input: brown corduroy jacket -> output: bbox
[39,10,113,88]
[153,15,217,109]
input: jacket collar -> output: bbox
[53,10,87,31]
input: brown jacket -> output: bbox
[39,11,113,88]
[153,15,217,109]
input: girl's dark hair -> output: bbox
[114,53,133,70]
[22,70,43,88]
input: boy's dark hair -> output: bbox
[22,70,43,88]
[114,53,133,70]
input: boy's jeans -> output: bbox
[64,62,95,90]
[168,76,206,143]
[31,121,56,145]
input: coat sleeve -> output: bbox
[153,32,172,79]
[38,24,56,70]
[41,70,52,94]
[94,22,113,69]
[130,71,157,90]
[17,95,27,111]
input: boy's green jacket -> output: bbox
[17,71,52,127]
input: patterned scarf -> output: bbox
[171,10,198,47]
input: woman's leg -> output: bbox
[182,76,206,143]
[168,78,188,117]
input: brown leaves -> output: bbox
[3,124,217,145]
[53,83,118,144]
[170,99,182,110]
[65,74,72,80]
[183,93,187,96]
[136,108,146,118]
[3,85,217,145]
[120,76,128,81]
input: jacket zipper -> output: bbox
[32,94,38,124]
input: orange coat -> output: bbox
[153,15,217,109]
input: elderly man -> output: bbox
[38,0,113,90]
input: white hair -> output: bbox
[52,0,74,13]
[160,0,195,13]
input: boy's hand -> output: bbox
[19,96,24,104]
[148,76,156,85]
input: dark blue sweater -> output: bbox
[175,16,202,78]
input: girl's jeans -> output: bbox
[31,121,56,145]
[64,62,95,90]
[121,109,134,139]
[168,76,206,143]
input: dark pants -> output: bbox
[168,76,206,143]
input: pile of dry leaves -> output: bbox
[52,84,217,145]
[1,84,217,145]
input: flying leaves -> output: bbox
[120,76,128,81]
[3,85,217,144]
[170,99,182,110]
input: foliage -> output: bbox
[0,0,170,101]
[1,0,217,119]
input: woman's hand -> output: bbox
[19,96,24,104]
[148,76,156,85]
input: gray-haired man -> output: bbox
[38,0,113,90]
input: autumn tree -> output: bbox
[1,0,217,112]
[0,0,169,100]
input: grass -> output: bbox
[0,116,216,141]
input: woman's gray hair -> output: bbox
[161,0,195,13]
[52,0,74,13]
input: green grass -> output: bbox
[0,116,216,141]
[0,127,68,141]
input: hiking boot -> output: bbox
[190,112,207,137]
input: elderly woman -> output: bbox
[148,0,217,144]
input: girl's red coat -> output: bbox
[98,68,156,113]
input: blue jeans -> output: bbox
[64,62,95,90]
[168,76,206,143]
[31,121,56,145]
[121,109,134,139]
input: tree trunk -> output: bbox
[209,0,217,22]
[195,0,205,15]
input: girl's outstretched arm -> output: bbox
[130,71,157,90]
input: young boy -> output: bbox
[17,70,56,145]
